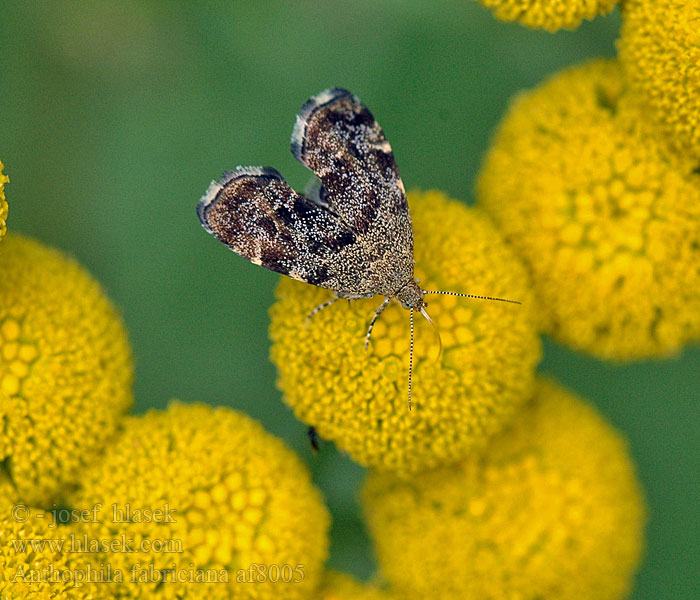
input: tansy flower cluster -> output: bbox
[476,4,700,360]
[67,403,330,599]
[0,233,133,505]
[619,0,700,161]
[268,184,645,598]
[1,2,661,588]
[478,60,700,359]
[270,190,540,476]
[473,0,616,31]
[363,378,646,600]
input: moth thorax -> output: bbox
[396,280,425,310]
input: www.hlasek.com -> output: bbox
[12,560,306,585]
[10,532,184,555]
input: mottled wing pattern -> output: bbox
[197,167,357,287]
[291,88,412,247]
[199,89,416,300]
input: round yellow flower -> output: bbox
[0,159,8,243]
[363,377,646,600]
[618,0,700,160]
[68,402,330,599]
[0,503,104,599]
[474,0,616,31]
[478,59,700,359]
[270,190,539,477]
[317,571,395,600]
[0,233,133,506]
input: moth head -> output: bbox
[397,279,426,310]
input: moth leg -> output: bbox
[306,295,340,322]
[364,297,391,351]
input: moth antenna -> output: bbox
[409,308,414,411]
[423,290,521,305]
[364,297,391,351]
[419,306,442,362]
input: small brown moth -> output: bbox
[197,88,518,409]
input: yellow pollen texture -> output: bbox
[0,233,133,506]
[362,377,646,600]
[474,0,616,32]
[478,59,700,360]
[270,190,540,477]
[67,402,330,600]
[619,0,700,161]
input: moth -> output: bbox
[197,88,518,410]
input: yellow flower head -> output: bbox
[0,159,8,243]
[270,190,539,477]
[363,377,646,600]
[317,571,395,600]
[478,59,700,359]
[618,0,700,160]
[68,402,330,600]
[0,503,102,599]
[474,0,616,32]
[0,233,133,506]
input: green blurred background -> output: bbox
[1,2,698,597]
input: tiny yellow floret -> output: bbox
[618,0,700,160]
[478,59,700,359]
[0,159,8,243]
[317,570,396,600]
[363,377,646,600]
[0,233,133,506]
[270,190,540,477]
[68,402,329,600]
[474,0,616,31]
